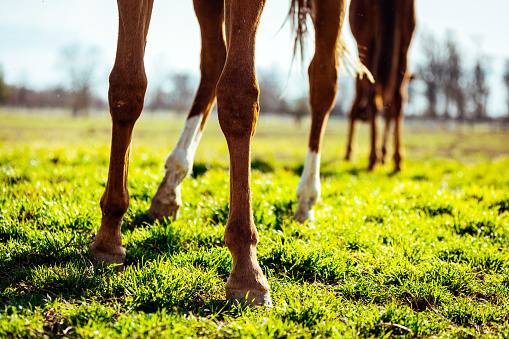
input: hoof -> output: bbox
[226,288,273,307]
[89,246,125,272]
[293,209,315,225]
[147,203,180,222]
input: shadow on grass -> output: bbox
[286,161,370,178]
[251,158,275,173]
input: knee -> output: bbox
[108,67,148,125]
[216,71,259,139]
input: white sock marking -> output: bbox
[294,149,321,222]
[151,115,203,211]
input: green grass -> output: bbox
[1,112,509,338]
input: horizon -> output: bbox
[1,0,508,116]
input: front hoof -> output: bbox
[147,202,180,222]
[226,288,273,307]
[89,246,126,272]
[90,242,126,271]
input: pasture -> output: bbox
[1,112,508,338]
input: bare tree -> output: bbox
[418,32,444,118]
[168,73,194,114]
[147,86,168,111]
[331,77,353,117]
[0,65,9,104]
[60,44,100,117]
[504,59,509,119]
[258,68,288,114]
[443,33,466,119]
[287,93,310,125]
[470,57,489,120]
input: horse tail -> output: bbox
[287,0,373,81]
[287,0,312,62]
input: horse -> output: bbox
[90,0,360,307]
[345,0,416,172]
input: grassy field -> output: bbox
[1,112,508,338]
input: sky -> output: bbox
[1,0,508,115]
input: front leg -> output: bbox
[216,0,271,307]
[148,0,226,221]
[90,0,154,266]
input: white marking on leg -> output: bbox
[149,115,204,220]
[293,149,321,224]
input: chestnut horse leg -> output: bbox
[367,83,380,171]
[392,54,409,172]
[294,0,346,224]
[345,76,364,162]
[90,0,154,265]
[216,0,271,306]
[381,109,392,165]
[393,3,416,172]
[345,114,357,162]
[393,97,403,172]
[148,0,226,221]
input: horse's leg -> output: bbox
[216,0,271,306]
[393,2,416,173]
[90,0,154,265]
[345,115,356,162]
[367,84,379,171]
[345,77,363,162]
[148,0,226,221]
[393,95,403,172]
[392,66,407,172]
[293,0,346,224]
[381,109,392,165]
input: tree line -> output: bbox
[416,32,508,121]
[1,31,509,121]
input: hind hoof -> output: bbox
[147,203,180,222]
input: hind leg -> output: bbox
[367,85,379,171]
[381,109,392,165]
[148,0,226,221]
[345,76,365,162]
[294,0,346,224]
[392,87,404,172]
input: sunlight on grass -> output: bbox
[0,114,508,337]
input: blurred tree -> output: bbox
[147,86,168,111]
[331,77,353,117]
[0,65,9,104]
[443,34,466,120]
[418,32,444,119]
[470,57,489,120]
[405,73,418,116]
[258,69,285,114]
[168,73,194,114]
[60,44,100,117]
[287,94,310,125]
[504,60,509,119]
